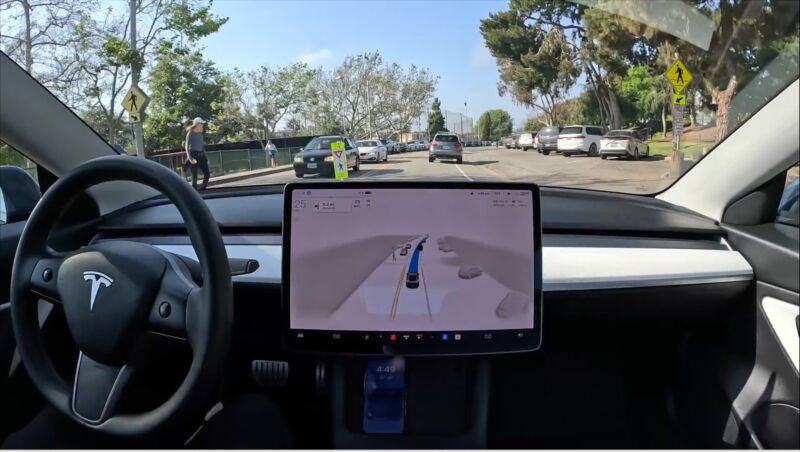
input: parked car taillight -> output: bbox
[431,141,438,148]
[534,136,539,145]
[454,141,462,148]
[570,134,586,139]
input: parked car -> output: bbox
[404,141,419,152]
[417,140,430,150]
[535,126,561,155]
[599,129,650,160]
[381,139,400,154]
[557,125,605,157]
[293,135,360,177]
[356,139,388,162]
[429,132,463,164]
[517,132,536,151]
[501,135,519,149]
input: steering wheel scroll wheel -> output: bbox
[10,156,233,436]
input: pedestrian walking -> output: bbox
[184,117,209,190]
[266,140,278,168]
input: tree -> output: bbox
[306,52,437,139]
[72,0,226,145]
[476,109,513,141]
[235,62,315,148]
[143,43,227,150]
[481,10,581,126]
[619,65,671,134]
[427,98,446,138]
[585,0,800,141]
[0,0,92,86]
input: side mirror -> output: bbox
[0,166,40,224]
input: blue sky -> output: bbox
[197,0,533,128]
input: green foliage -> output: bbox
[480,5,580,112]
[165,0,228,42]
[476,109,513,141]
[144,45,227,151]
[427,98,446,138]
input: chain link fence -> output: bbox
[149,147,301,179]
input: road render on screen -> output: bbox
[326,233,534,331]
[291,233,534,332]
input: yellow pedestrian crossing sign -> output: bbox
[331,141,348,180]
[673,93,687,105]
[665,60,692,93]
[121,85,149,122]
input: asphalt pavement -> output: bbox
[219,146,673,193]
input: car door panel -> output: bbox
[707,222,800,449]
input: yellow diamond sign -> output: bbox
[665,60,692,93]
[672,93,687,105]
[121,85,149,122]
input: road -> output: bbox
[220,146,674,193]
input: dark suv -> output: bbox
[535,126,561,155]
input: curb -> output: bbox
[207,166,293,187]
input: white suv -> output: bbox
[558,125,605,157]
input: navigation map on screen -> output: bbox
[289,188,535,332]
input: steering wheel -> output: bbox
[10,156,233,436]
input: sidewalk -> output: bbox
[206,164,292,187]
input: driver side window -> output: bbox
[777,164,799,227]
[0,142,40,225]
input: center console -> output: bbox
[282,182,543,447]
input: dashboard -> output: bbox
[89,185,754,355]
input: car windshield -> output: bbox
[1,0,797,194]
[303,137,343,151]
[605,131,633,138]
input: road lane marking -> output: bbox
[420,263,432,321]
[390,263,407,320]
[455,164,473,181]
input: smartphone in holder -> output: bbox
[363,357,406,434]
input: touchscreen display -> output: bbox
[284,183,541,354]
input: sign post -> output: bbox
[665,59,692,178]
[121,85,150,157]
[331,141,349,180]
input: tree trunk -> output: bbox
[23,0,32,73]
[713,77,738,143]
[583,62,608,128]
[606,89,622,129]
[661,105,667,139]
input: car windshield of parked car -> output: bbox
[303,137,344,151]
[605,131,633,139]
[1,0,797,193]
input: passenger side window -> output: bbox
[777,165,799,227]
[588,127,603,136]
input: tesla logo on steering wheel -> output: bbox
[82,271,114,311]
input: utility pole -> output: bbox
[129,0,145,158]
[464,102,468,135]
[460,113,463,135]
[364,54,373,138]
